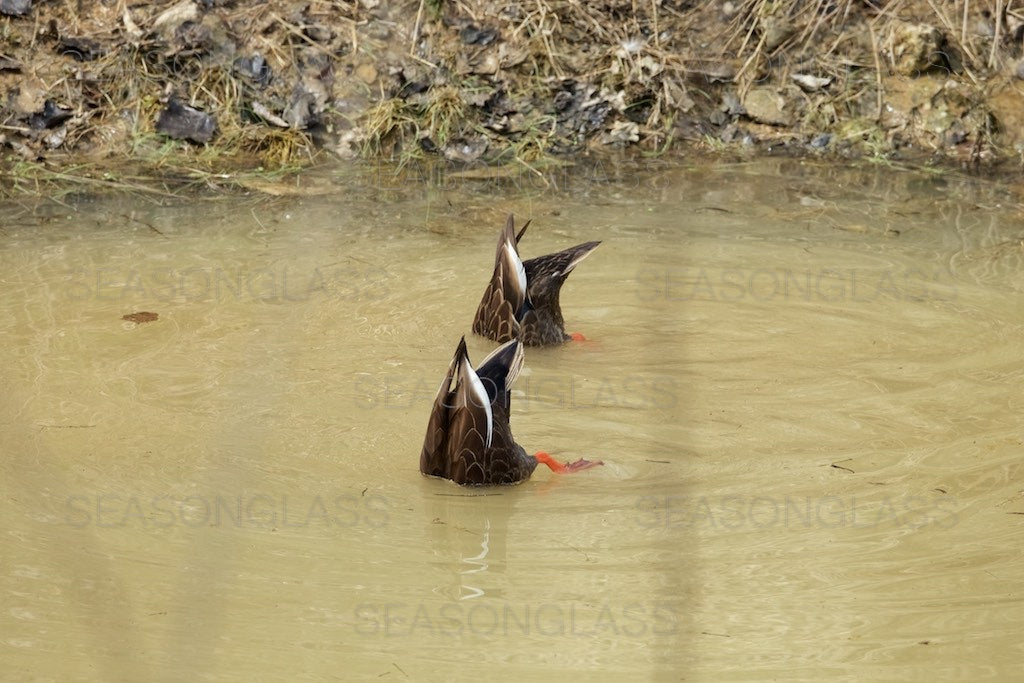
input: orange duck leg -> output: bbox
[534,451,603,474]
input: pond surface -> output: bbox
[2,159,1023,680]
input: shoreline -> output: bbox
[3,0,1024,196]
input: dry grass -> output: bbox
[3,0,1023,197]
[1,0,338,196]
[362,98,421,160]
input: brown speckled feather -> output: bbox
[520,240,601,345]
[420,337,537,486]
[419,344,459,478]
[472,215,527,343]
[473,214,600,346]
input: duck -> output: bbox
[472,215,601,346]
[420,336,603,486]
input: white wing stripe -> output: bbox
[503,239,527,296]
[462,357,493,449]
[563,244,599,275]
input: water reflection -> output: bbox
[459,518,490,601]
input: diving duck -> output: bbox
[472,215,601,346]
[420,337,602,486]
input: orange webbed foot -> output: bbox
[570,332,587,342]
[535,451,604,474]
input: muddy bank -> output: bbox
[2,0,1024,193]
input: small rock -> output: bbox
[0,0,30,16]
[582,101,611,133]
[719,123,753,144]
[946,126,967,145]
[637,54,663,77]
[762,18,795,51]
[443,137,488,163]
[419,136,439,154]
[923,105,953,135]
[334,129,361,159]
[174,20,212,53]
[283,87,315,129]
[234,53,271,86]
[600,120,639,144]
[8,138,40,160]
[153,0,199,40]
[664,79,694,113]
[296,52,332,112]
[879,102,908,130]
[604,88,627,113]
[743,87,791,126]
[462,89,490,108]
[13,81,46,115]
[553,89,575,112]
[355,63,377,84]
[721,92,745,116]
[941,79,971,110]
[460,24,498,46]
[123,8,143,41]
[44,126,66,149]
[470,52,499,75]
[498,43,528,69]
[156,98,217,143]
[809,133,832,149]
[888,22,944,76]
[29,100,72,129]
[791,73,832,92]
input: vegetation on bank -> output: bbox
[2,0,1024,195]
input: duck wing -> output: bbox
[419,337,464,478]
[421,338,533,485]
[522,240,602,304]
[472,215,528,343]
[473,339,524,412]
[420,337,494,479]
[518,240,601,345]
[453,339,525,485]
[445,339,503,484]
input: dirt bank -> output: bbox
[3,0,1024,194]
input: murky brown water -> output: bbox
[2,160,1023,680]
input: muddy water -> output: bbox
[2,160,1022,680]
